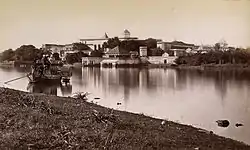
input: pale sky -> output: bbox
[0,0,249,50]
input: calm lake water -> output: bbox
[1,67,250,144]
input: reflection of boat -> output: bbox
[27,82,73,96]
[27,82,59,95]
[27,56,72,83]
[60,84,72,96]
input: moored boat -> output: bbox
[27,56,72,83]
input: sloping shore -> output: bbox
[0,87,249,149]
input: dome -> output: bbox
[124,29,130,34]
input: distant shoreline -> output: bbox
[2,60,250,71]
[174,64,250,71]
[79,63,250,71]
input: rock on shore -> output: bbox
[0,87,249,149]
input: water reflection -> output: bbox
[2,67,250,144]
[60,84,73,96]
[27,82,72,96]
[72,68,250,144]
[72,67,250,105]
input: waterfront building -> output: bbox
[42,43,92,59]
[41,44,65,54]
[148,52,177,65]
[193,45,214,53]
[82,57,104,66]
[157,40,195,57]
[103,46,130,58]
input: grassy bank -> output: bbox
[0,87,249,149]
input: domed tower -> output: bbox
[124,29,130,38]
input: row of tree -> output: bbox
[102,37,164,56]
[175,49,250,66]
[0,45,49,62]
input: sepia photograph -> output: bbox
[0,0,250,149]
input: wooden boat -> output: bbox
[27,59,72,84]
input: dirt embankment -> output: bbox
[0,87,249,149]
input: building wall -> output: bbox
[117,58,140,64]
[139,46,147,56]
[100,58,141,65]
[148,56,162,64]
[148,56,177,64]
[82,57,104,65]
[157,42,194,52]
[62,44,73,51]
[157,42,163,49]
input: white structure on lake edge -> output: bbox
[148,53,177,65]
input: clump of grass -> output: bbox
[71,92,90,100]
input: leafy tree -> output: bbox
[102,37,158,55]
[65,53,77,64]
[90,50,103,57]
[145,38,157,49]
[174,50,250,66]
[52,52,60,60]
[65,51,89,64]
[103,37,121,49]
[0,49,15,61]
[214,43,220,51]
[73,42,90,51]
[149,48,164,56]
[120,40,142,52]
[15,45,41,61]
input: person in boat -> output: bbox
[42,54,51,69]
[33,57,41,68]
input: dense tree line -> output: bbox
[0,45,47,62]
[102,37,162,55]
[65,50,104,64]
[175,49,250,66]
[0,49,15,61]
[65,52,88,64]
